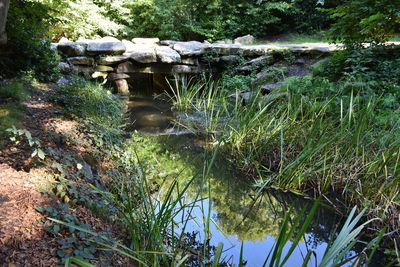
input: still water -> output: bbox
[126,94,380,266]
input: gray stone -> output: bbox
[124,44,157,63]
[97,55,129,65]
[220,55,240,64]
[294,58,306,65]
[114,79,129,95]
[72,65,94,74]
[86,38,126,55]
[57,76,73,86]
[261,83,282,93]
[50,43,58,51]
[172,65,201,74]
[173,41,208,56]
[248,55,274,66]
[160,40,178,46]
[58,42,87,56]
[117,61,172,74]
[108,73,130,81]
[67,56,94,65]
[156,46,181,63]
[181,57,199,66]
[202,44,241,55]
[132,38,160,44]
[121,40,136,52]
[94,65,114,72]
[58,62,72,74]
[234,34,255,45]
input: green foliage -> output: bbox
[1,0,60,81]
[43,0,125,40]
[13,0,333,42]
[327,0,400,46]
[37,203,113,262]
[51,77,123,128]
[6,126,46,159]
[0,79,29,101]
[0,103,25,140]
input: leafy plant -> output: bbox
[6,126,45,159]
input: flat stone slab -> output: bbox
[86,38,126,55]
[124,44,157,63]
[58,42,87,56]
[97,55,129,65]
[67,56,94,65]
[173,41,208,56]
[202,44,241,55]
[155,46,181,63]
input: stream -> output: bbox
[125,93,382,266]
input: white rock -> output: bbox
[132,38,160,44]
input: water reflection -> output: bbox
[125,95,382,266]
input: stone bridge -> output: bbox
[55,37,337,95]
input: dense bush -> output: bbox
[328,0,400,46]
[0,0,60,81]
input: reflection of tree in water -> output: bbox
[207,176,341,246]
[127,134,342,248]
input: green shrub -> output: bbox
[0,79,29,101]
[0,0,60,81]
[51,77,123,128]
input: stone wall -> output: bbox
[55,37,335,95]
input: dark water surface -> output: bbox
[126,94,381,266]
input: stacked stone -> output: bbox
[55,36,334,95]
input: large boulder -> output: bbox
[86,37,126,55]
[234,34,255,45]
[173,41,208,56]
[156,46,181,63]
[124,44,157,63]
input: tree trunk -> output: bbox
[0,0,10,45]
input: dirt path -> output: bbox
[0,85,76,266]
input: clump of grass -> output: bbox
[0,79,30,101]
[166,58,399,245]
[51,76,124,134]
[0,102,25,140]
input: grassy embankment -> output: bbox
[168,46,399,250]
[47,70,392,265]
